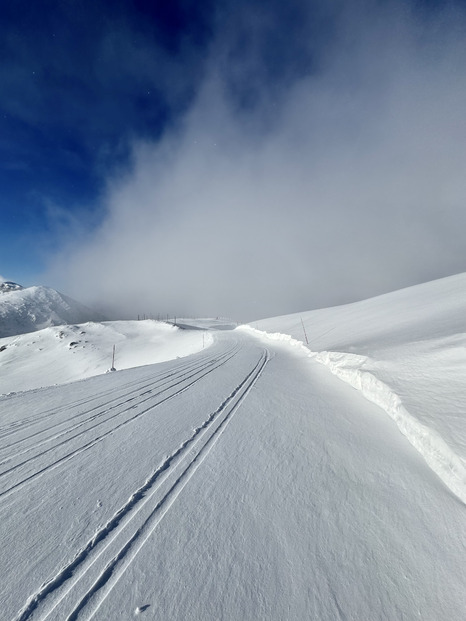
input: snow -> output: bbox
[0,275,465,620]
[245,272,466,505]
[0,320,213,393]
[0,285,105,338]
[0,281,23,293]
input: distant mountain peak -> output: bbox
[0,281,24,293]
[0,284,105,337]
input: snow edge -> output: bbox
[237,325,466,505]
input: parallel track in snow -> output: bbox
[0,346,235,445]
[0,344,239,461]
[14,348,269,621]
[0,345,240,500]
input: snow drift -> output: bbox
[243,272,466,504]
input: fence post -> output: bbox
[300,318,309,345]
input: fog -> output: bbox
[46,2,466,321]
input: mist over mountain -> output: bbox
[0,283,105,337]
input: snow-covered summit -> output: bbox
[0,284,105,338]
[0,281,23,293]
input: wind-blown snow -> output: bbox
[244,272,466,503]
[0,285,105,337]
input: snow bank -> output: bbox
[314,350,466,504]
[241,273,466,504]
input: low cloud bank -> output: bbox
[46,2,466,321]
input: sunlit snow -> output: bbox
[0,274,465,620]
[0,320,213,394]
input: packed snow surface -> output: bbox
[0,285,105,338]
[0,277,465,620]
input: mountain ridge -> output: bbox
[0,284,106,337]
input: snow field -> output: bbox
[243,272,466,505]
[0,339,272,620]
[1,275,466,619]
[0,320,213,393]
[83,335,466,620]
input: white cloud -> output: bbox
[45,2,466,321]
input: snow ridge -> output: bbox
[238,325,466,505]
[0,286,105,338]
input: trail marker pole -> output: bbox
[111,345,116,371]
[301,318,309,345]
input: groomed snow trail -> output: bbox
[1,330,465,620]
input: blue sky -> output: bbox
[1,0,216,281]
[2,0,466,319]
[1,0,322,276]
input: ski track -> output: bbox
[0,346,241,500]
[0,345,238,465]
[14,349,269,621]
[0,345,228,444]
[0,358,205,459]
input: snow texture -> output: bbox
[0,276,465,620]
[244,272,466,504]
[0,320,213,393]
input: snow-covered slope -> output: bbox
[1,323,465,620]
[0,285,105,337]
[1,279,465,620]
[245,272,466,503]
[0,320,212,393]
